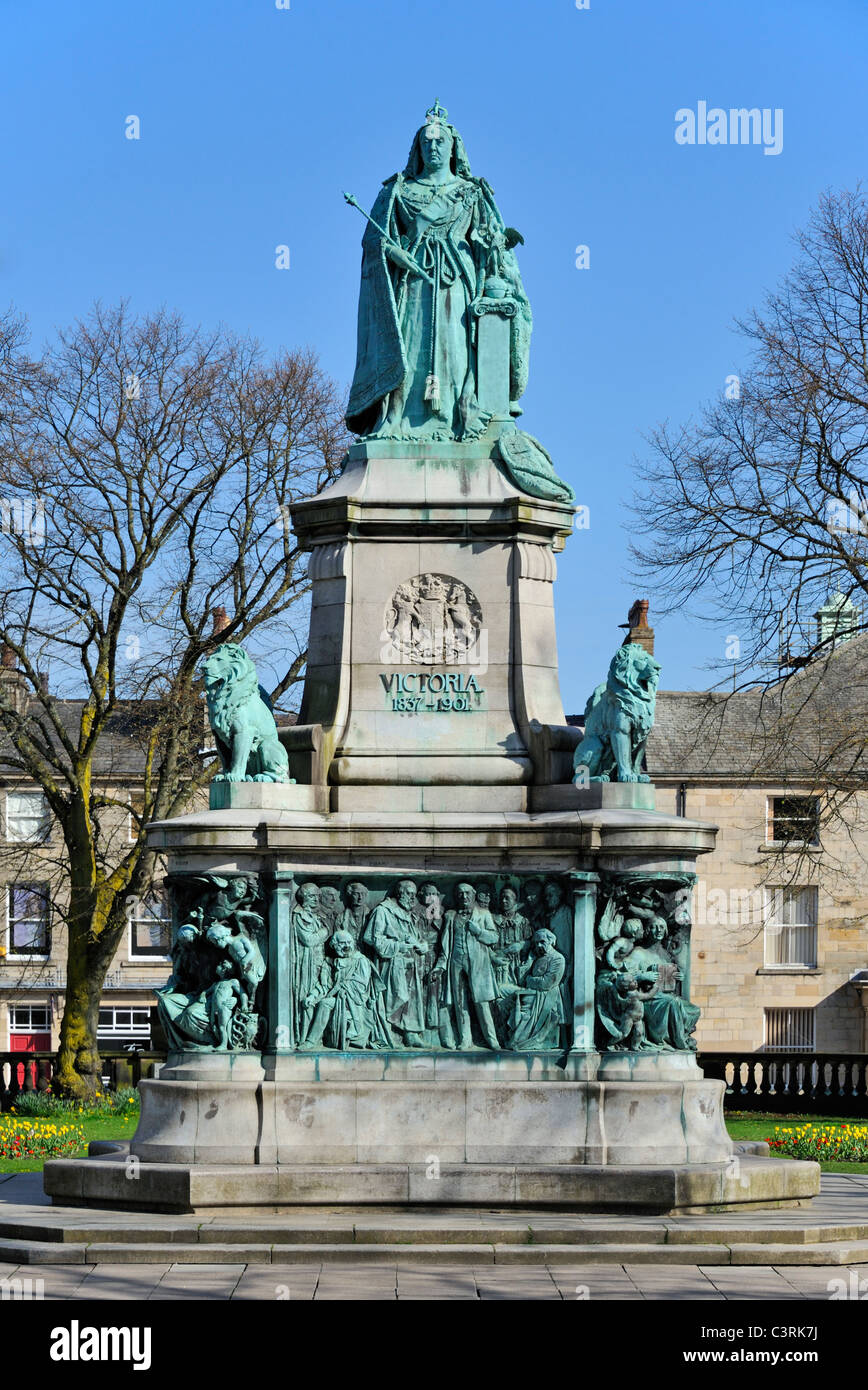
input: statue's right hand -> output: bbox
[385,243,423,276]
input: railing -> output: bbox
[4,1047,864,1116]
[0,1050,166,1111]
[699,1051,868,1115]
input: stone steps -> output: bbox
[4,1220,868,1246]
[4,1237,868,1266]
[4,1226,868,1266]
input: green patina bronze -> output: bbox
[157,874,267,1052]
[344,99,573,502]
[202,643,292,784]
[573,641,661,784]
[594,874,698,1053]
[162,868,699,1057]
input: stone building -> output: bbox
[644,603,868,1055]
[0,651,206,1057]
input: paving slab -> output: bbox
[29,1266,97,1299]
[624,1264,726,1299]
[397,1269,479,1299]
[476,1277,561,1300]
[314,1268,397,1300]
[776,1262,867,1289]
[699,1266,804,1299]
[150,1265,245,1300]
[231,1266,321,1300]
[547,1266,643,1298]
[70,1267,173,1300]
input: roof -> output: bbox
[0,699,189,780]
[646,632,868,781]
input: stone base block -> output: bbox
[42,1154,819,1216]
[531,783,657,812]
[118,1069,735,1167]
[327,784,529,813]
[208,782,328,812]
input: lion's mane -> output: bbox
[594,643,660,740]
[203,645,261,741]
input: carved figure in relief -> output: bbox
[339,881,371,940]
[520,878,546,933]
[594,876,699,1053]
[384,573,482,663]
[596,970,654,1051]
[390,583,418,650]
[272,875,576,1054]
[318,885,344,933]
[543,879,573,980]
[157,874,266,1052]
[474,882,494,913]
[416,882,451,1046]
[292,883,330,1043]
[627,922,699,1051]
[504,929,565,1050]
[300,930,384,1050]
[447,583,476,655]
[434,882,500,1049]
[492,885,532,996]
[364,879,430,1045]
[205,921,266,1009]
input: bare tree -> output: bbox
[632,189,868,866]
[0,302,349,1097]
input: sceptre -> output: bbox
[343,192,435,285]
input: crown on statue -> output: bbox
[424,98,449,132]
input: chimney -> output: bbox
[211,606,230,637]
[623,598,655,656]
[37,669,49,694]
[0,643,28,713]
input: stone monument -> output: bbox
[45,101,816,1214]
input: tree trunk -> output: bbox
[54,944,106,1100]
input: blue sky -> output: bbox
[2,0,865,707]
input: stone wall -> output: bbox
[655,783,868,1051]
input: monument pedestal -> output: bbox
[45,798,818,1215]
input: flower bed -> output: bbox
[0,1118,86,1161]
[766,1122,868,1162]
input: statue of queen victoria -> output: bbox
[345,100,532,443]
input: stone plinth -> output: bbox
[208,782,328,813]
[127,1054,730,1169]
[43,1150,818,1216]
[531,783,658,813]
[285,444,575,808]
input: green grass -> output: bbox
[0,1112,138,1173]
[726,1111,868,1173]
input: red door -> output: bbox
[9,1033,51,1052]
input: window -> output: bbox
[97,1007,153,1046]
[7,883,50,956]
[764,1007,815,1051]
[767,796,820,845]
[128,891,171,959]
[8,1004,51,1052]
[10,1005,49,1033]
[763,887,818,968]
[5,790,49,843]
